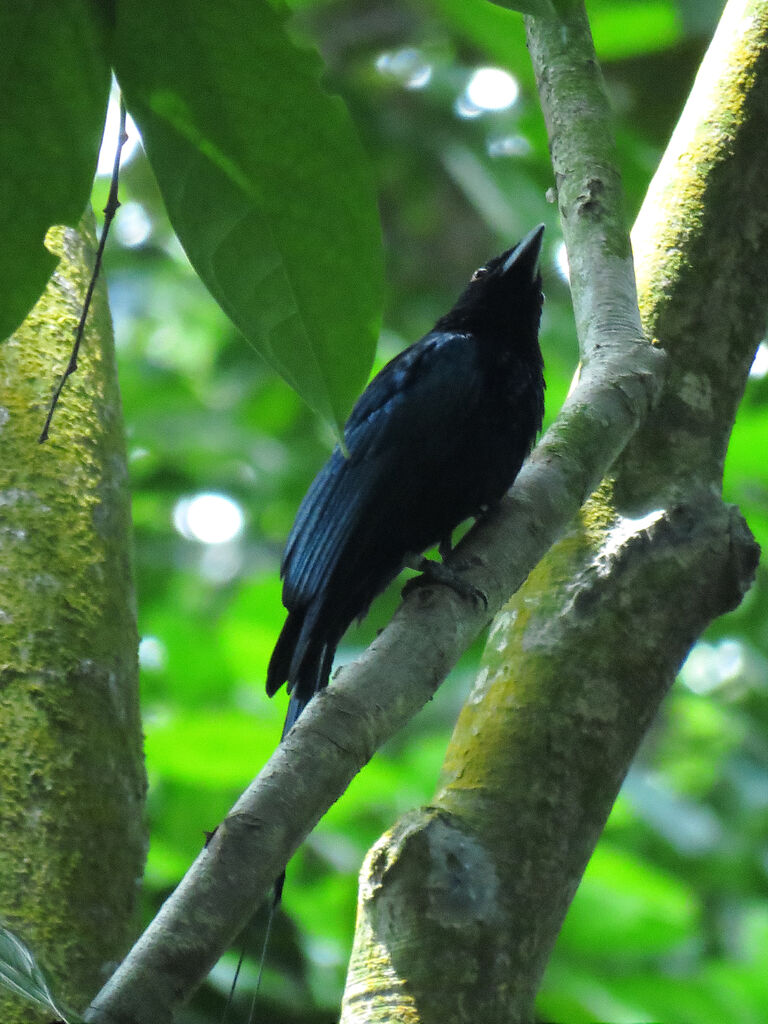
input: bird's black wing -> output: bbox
[281,330,482,607]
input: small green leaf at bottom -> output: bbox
[0,923,79,1023]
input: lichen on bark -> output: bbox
[0,216,146,1021]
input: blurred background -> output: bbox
[94,1,768,1021]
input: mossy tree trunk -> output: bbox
[0,217,146,1021]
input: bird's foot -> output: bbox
[402,556,488,609]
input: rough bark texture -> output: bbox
[0,219,146,1021]
[339,2,767,1022]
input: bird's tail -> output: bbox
[266,608,304,698]
[267,607,338,736]
[281,693,305,738]
[242,610,336,1023]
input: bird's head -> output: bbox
[437,223,545,338]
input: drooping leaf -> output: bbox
[111,0,384,437]
[0,3,109,341]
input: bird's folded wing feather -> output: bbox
[282,331,481,605]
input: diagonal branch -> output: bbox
[86,352,660,1024]
[86,5,662,1024]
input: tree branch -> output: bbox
[86,5,665,1023]
[343,501,756,1024]
[339,2,768,1021]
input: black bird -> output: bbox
[267,224,546,733]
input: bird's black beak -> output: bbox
[502,223,545,279]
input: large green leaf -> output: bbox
[111,0,384,436]
[0,4,109,341]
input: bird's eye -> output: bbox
[471,267,488,281]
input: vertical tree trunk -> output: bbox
[0,217,146,1021]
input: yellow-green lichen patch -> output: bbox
[0,218,145,1018]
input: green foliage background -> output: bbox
[83,1,768,1021]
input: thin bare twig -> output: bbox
[39,97,128,443]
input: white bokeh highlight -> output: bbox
[173,493,245,545]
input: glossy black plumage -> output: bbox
[267,225,546,732]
